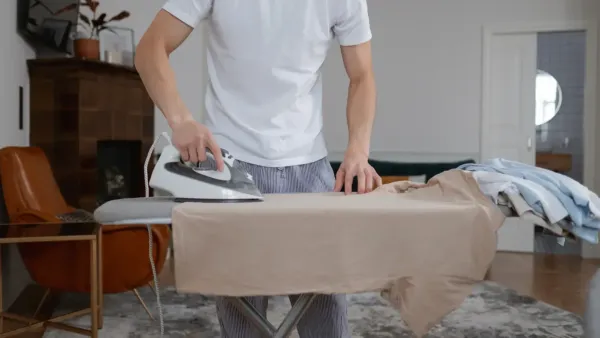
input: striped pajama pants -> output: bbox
[216,157,350,338]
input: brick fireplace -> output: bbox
[28,58,155,211]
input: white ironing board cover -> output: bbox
[168,170,505,337]
[93,197,178,224]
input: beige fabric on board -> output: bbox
[163,169,505,337]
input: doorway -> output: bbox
[480,21,598,254]
[534,31,586,255]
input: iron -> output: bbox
[149,133,264,202]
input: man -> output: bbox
[135,0,380,336]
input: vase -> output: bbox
[74,38,100,60]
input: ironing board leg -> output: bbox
[273,294,317,338]
[228,297,276,337]
[227,294,318,338]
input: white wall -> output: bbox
[582,0,600,258]
[0,0,37,308]
[0,1,34,148]
[87,0,208,149]
[323,0,596,161]
[101,0,598,161]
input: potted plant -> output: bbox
[59,1,131,60]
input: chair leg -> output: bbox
[30,288,52,323]
[133,289,155,321]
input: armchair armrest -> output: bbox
[9,209,77,238]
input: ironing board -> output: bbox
[93,197,178,225]
[95,170,508,337]
[94,196,319,338]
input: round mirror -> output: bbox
[535,69,563,126]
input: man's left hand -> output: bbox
[334,147,382,195]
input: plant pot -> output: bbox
[74,38,100,60]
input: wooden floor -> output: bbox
[486,252,600,315]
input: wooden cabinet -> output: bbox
[535,152,572,173]
[27,58,154,211]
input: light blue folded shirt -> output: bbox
[486,159,600,229]
[465,167,569,224]
[459,159,600,229]
[489,159,594,206]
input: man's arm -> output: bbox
[334,41,379,194]
[135,1,222,166]
[340,41,376,156]
[331,0,380,194]
[134,10,195,128]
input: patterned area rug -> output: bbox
[43,281,582,338]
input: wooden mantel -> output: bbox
[27,57,139,77]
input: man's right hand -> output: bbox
[171,118,225,171]
[135,10,224,170]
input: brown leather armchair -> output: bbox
[0,146,170,319]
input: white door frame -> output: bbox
[481,20,598,191]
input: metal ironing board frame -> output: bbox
[165,243,317,338]
[227,294,318,338]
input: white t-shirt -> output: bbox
[162,0,372,167]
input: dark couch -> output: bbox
[329,158,475,192]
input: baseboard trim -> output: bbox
[581,243,600,259]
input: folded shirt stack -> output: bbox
[460,158,600,244]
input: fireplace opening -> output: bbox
[96,140,143,206]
